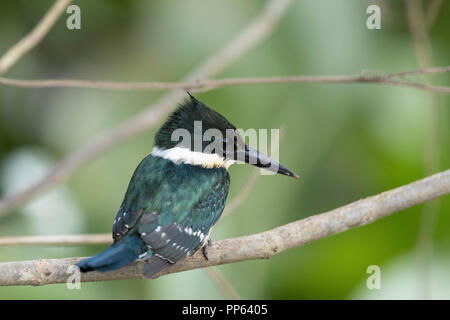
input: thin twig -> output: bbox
[0,169,448,286]
[0,0,72,74]
[425,0,442,29]
[205,268,241,300]
[0,234,111,246]
[406,0,442,300]
[1,66,450,93]
[385,65,450,78]
[0,0,293,218]
[220,169,260,223]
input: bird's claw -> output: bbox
[202,238,212,260]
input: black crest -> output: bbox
[154,94,236,150]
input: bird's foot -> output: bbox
[202,238,212,260]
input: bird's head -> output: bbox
[153,93,298,178]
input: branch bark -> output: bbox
[1,169,448,287]
[1,66,449,94]
[0,0,293,218]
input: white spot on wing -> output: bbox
[155,253,174,264]
[138,252,147,259]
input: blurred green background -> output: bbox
[0,0,449,299]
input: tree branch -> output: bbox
[0,0,293,218]
[0,169,448,287]
[1,66,449,94]
[0,0,72,74]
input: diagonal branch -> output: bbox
[0,169,448,287]
[1,66,450,94]
[205,267,241,300]
[0,0,293,219]
[0,0,72,74]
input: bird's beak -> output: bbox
[236,144,299,179]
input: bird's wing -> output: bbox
[112,155,166,243]
[138,178,229,278]
[111,155,230,276]
[137,165,230,264]
[112,204,143,243]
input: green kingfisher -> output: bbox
[76,94,298,277]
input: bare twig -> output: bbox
[1,66,450,93]
[0,169,448,287]
[0,234,111,246]
[384,65,450,78]
[406,0,442,300]
[425,0,442,29]
[0,0,293,218]
[0,0,72,74]
[220,169,260,222]
[205,268,241,300]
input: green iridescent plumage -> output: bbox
[118,155,229,230]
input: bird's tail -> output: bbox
[76,234,146,272]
